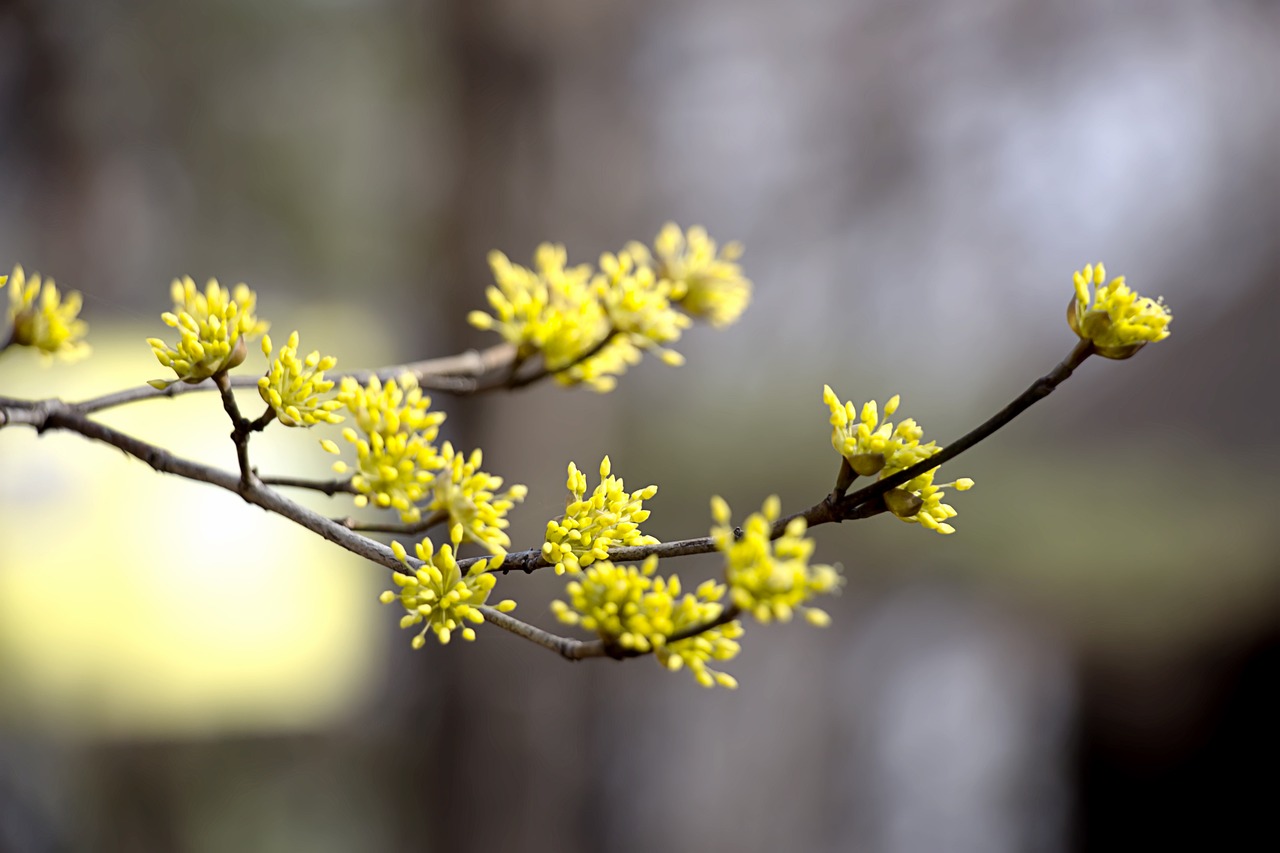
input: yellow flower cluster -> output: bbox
[631,223,752,327]
[882,468,974,535]
[543,457,658,575]
[427,441,528,555]
[550,556,742,688]
[712,495,841,624]
[2,265,90,360]
[257,331,343,427]
[823,386,973,534]
[469,224,752,392]
[470,244,612,383]
[823,386,939,477]
[551,557,673,652]
[1069,263,1172,358]
[147,277,268,385]
[322,375,445,522]
[382,536,514,647]
[595,249,690,366]
[655,580,744,689]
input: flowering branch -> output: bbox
[835,338,1095,519]
[0,396,740,668]
[1,242,1171,690]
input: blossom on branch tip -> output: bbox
[427,441,527,555]
[3,265,90,360]
[631,223,752,327]
[323,374,445,522]
[711,495,840,625]
[1069,263,1171,358]
[147,277,267,385]
[381,537,513,647]
[257,331,343,427]
[543,456,658,575]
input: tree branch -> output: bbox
[475,602,743,662]
[481,328,621,392]
[71,342,520,415]
[259,475,358,495]
[336,509,448,534]
[476,606,606,660]
[14,401,404,571]
[836,339,1094,517]
[214,373,257,487]
[0,337,1098,667]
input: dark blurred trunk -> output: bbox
[385,3,588,852]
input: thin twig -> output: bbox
[474,506,829,576]
[831,457,855,501]
[488,328,621,392]
[22,402,403,569]
[214,373,255,488]
[71,343,519,415]
[475,603,743,661]
[476,606,605,660]
[259,475,358,495]
[337,509,448,534]
[248,408,276,433]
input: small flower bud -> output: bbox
[851,452,886,477]
[884,487,924,519]
[222,334,249,372]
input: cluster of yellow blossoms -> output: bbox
[426,442,528,554]
[382,534,515,647]
[823,386,974,534]
[147,277,269,386]
[140,275,527,549]
[655,581,745,689]
[1069,263,1172,358]
[630,223,752,327]
[1,265,90,360]
[711,495,842,625]
[324,376,438,514]
[824,389,938,477]
[542,457,658,574]
[551,556,743,688]
[318,378,526,547]
[258,331,344,427]
[469,223,751,392]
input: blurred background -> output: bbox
[2,0,1278,850]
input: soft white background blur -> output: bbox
[3,1,1278,851]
